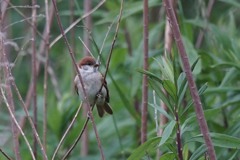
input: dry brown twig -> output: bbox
[0,148,12,160]
[43,0,50,153]
[0,87,35,160]
[57,0,124,159]
[52,102,83,160]
[50,0,106,48]
[31,0,38,157]
[51,0,107,159]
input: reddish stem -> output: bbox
[163,1,216,159]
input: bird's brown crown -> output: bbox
[78,56,96,67]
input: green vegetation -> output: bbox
[0,0,240,159]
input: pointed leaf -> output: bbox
[127,137,161,160]
[149,80,174,114]
[187,133,240,149]
[160,152,176,160]
[159,121,176,146]
[149,103,173,120]
[162,80,177,102]
[137,69,163,84]
[189,144,207,160]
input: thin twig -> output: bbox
[195,0,215,48]
[99,0,124,93]
[43,0,50,153]
[1,88,36,160]
[1,27,48,160]
[61,106,93,160]
[31,0,38,157]
[17,2,55,137]
[11,78,48,160]
[0,148,12,160]
[0,2,21,159]
[51,103,83,160]
[50,0,106,48]
[2,0,44,40]
[97,19,115,62]
[141,0,149,144]
[2,56,49,159]
[82,0,92,155]
[78,36,93,57]
[51,0,105,159]
[163,0,217,159]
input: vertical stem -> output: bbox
[141,0,149,144]
[163,0,216,159]
[51,0,107,159]
[157,1,175,158]
[31,0,38,157]
[175,110,183,160]
[43,0,50,153]
[0,2,21,159]
[81,0,92,156]
[18,3,55,136]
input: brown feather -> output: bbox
[74,82,79,95]
[103,103,113,115]
[96,105,105,117]
[101,75,110,103]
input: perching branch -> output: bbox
[52,103,83,160]
[51,0,105,159]
[163,0,217,159]
[99,0,124,93]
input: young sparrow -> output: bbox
[74,56,113,117]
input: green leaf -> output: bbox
[187,133,240,149]
[148,103,173,121]
[137,69,163,84]
[219,0,240,8]
[182,37,202,74]
[162,80,177,102]
[189,144,207,160]
[149,80,174,114]
[177,74,188,108]
[159,121,176,146]
[181,108,222,134]
[183,144,189,160]
[181,83,208,116]
[154,57,174,83]
[127,137,161,160]
[109,72,141,124]
[228,150,239,160]
[220,67,238,87]
[160,152,176,160]
[96,0,161,25]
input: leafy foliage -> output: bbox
[0,0,240,159]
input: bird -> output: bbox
[74,56,113,117]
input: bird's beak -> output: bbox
[93,63,99,72]
[94,64,99,68]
